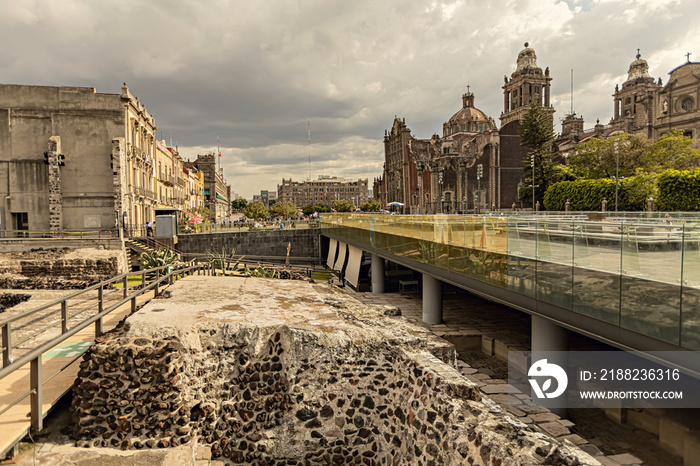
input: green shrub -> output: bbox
[657,168,700,211]
[543,179,615,211]
[543,175,656,211]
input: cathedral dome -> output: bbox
[443,89,494,137]
[448,106,489,125]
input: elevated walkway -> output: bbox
[321,213,700,371]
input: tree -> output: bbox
[243,200,269,219]
[644,129,700,172]
[314,203,331,213]
[519,99,556,208]
[568,132,649,179]
[302,204,316,215]
[332,200,355,212]
[359,199,381,212]
[231,198,247,211]
[269,201,298,218]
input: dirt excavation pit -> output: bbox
[70,276,599,465]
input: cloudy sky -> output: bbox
[1,0,698,199]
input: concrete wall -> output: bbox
[0,84,124,234]
[176,229,321,260]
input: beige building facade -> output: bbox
[277,176,369,208]
[0,83,155,234]
[0,82,220,236]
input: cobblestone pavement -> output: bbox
[351,286,684,466]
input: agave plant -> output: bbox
[140,249,181,269]
[207,247,243,276]
[140,249,182,279]
[242,263,279,279]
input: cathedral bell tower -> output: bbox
[500,43,554,126]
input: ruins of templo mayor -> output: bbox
[373,44,700,213]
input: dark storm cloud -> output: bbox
[1,0,698,198]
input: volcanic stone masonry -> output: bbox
[71,276,599,465]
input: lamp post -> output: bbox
[438,172,443,213]
[476,164,483,213]
[614,137,620,212]
[530,154,536,211]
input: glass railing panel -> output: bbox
[448,218,468,275]
[490,217,509,255]
[681,223,700,349]
[413,218,434,264]
[506,217,537,298]
[536,219,573,310]
[619,222,681,345]
[571,219,621,324]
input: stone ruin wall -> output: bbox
[0,248,126,289]
[72,323,598,465]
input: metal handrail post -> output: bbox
[61,301,68,334]
[30,355,43,432]
[123,276,128,299]
[155,269,160,295]
[2,324,12,367]
[95,286,103,338]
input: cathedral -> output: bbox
[373,43,553,213]
[556,51,700,157]
[374,44,700,213]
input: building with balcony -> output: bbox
[277,176,368,208]
[186,154,231,223]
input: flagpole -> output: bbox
[217,135,220,175]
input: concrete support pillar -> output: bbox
[531,315,568,417]
[370,254,385,294]
[422,274,443,325]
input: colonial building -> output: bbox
[0,82,162,235]
[375,43,553,213]
[277,176,369,208]
[0,82,234,236]
[186,154,231,223]
[555,52,700,156]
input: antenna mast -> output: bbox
[307,120,311,181]
[570,69,574,115]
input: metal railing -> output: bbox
[0,229,120,239]
[0,261,211,435]
[179,219,322,235]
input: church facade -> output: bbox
[555,52,700,156]
[374,43,553,213]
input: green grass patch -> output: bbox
[310,271,334,281]
[111,275,146,288]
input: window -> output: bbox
[12,212,28,232]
